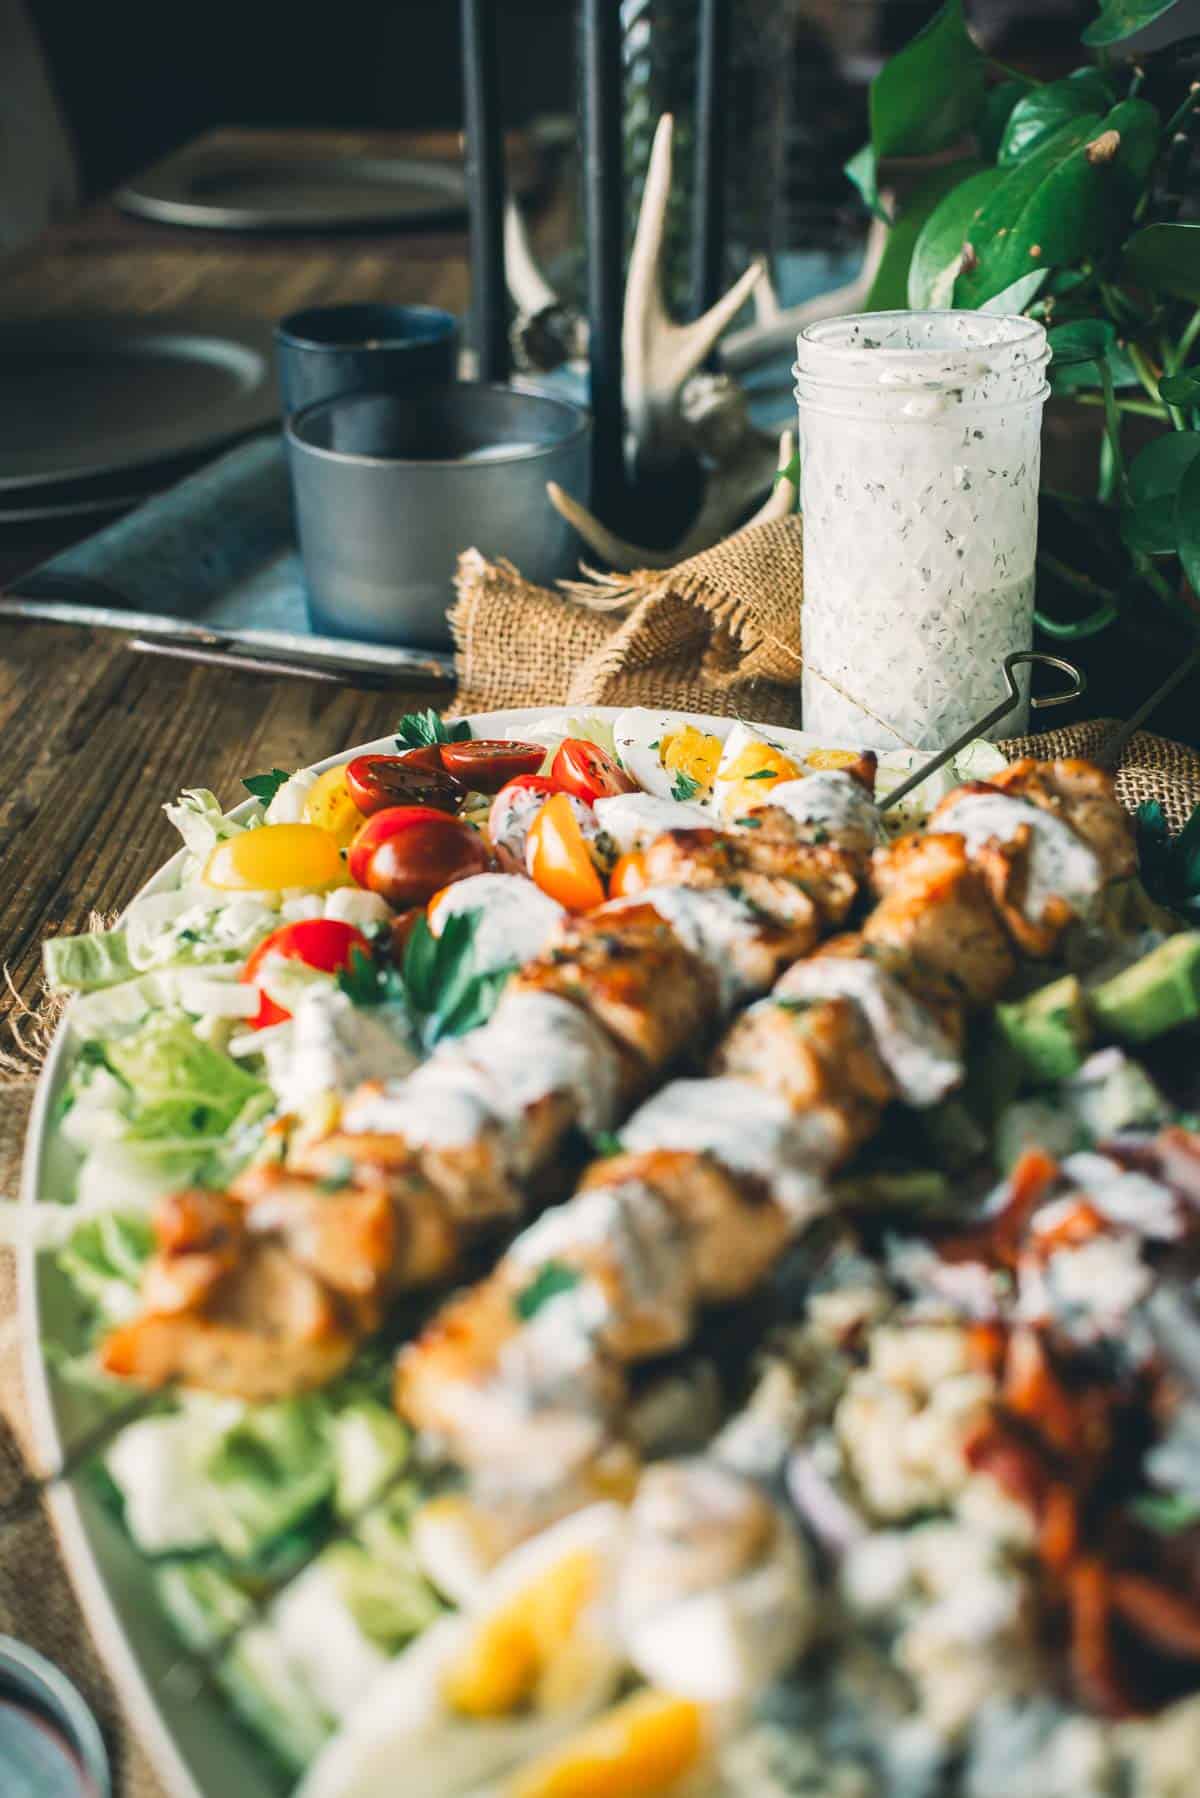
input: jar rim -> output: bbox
[796,309,1047,363]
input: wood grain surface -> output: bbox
[0,127,558,1043]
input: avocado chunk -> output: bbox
[995,975,1092,1084]
[1089,932,1200,1043]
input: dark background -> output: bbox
[29,0,1094,205]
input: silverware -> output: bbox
[128,630,439,688]
[879,650,1085,814]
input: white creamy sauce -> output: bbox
[776,957,963,1107]
[1059,1152,1181,1240]
[430,874,565,975]
[592,791,713,853]
[342,1053,502,1149]
[508,1180,693,1345]
[462,990,625,1134]
[625,886,774,1012]
[765,771,881,849]
[935,791,1103,924]
[622,1076,837,1222]
[264,986,416,1115]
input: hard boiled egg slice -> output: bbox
[712,723,804,822]
[474,1689,722,1798]
[297,1503,628,1798]
[613,709,726,804]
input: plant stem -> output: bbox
[1174,306,1200,368]
[1100,363,1129,503]
[1073,393,1168,420]
[1163,82,1200,138]
[1036,552,1119,603]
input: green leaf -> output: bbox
[1083,0,1189,47]
[589,1129,624,1158]
[241,768,292,804]
[844,145,888,223]
[1047,318,1117,369]
[868,0,987,161]
[1131,1490,1200,1533]
[1123,223,1200,305]
[978,270,1049,316]
[1160,369,1200,406]
[394,709,472,750]
[954,101,1160,309]
[1174,439,1200,601]
[866,160,984,311]
[1122,431,1200,554]
[908,167,1004,309]
[671,770,701,802]
[513,1260,582,1322]
[976,77,1035,162]
[997,69,1115,165]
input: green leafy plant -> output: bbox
[394,710,471,751]
[241,768,292,804]
[337,910,515,1050]
[849,0,1200,668]
[1135,798,1200,915]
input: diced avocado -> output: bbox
[995,975,1092,1085]
[960,1015,1024,1129]
[1089,932,1200,1043]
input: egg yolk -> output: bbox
[659,727,722,795]
[507,1690,707,1797]
[442,1548,598,1718]
[804,748,860,770]
[203,823,345,892]
[715,740,801,817]
[303,765,364,847]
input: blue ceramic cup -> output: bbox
[274,303,458,415]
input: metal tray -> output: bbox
[0,434,454,684]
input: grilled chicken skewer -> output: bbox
[396,759,1135,1521]
[98,772,880,1402]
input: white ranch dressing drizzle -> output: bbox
[765,771,881,850]
[342,1054,500,1148]
[263,985,416,1114]
[775,957,962,1107]
[592,792,713,853]
[621,1076,837,1222]
[461,990,626,1134]
[431,874,566,974]
[508,1180,694,1347]
[935,791,1103,924]
[613,887,775,1013]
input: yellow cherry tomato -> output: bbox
[526,794,606,913]
[303,764,365,848]
[204,823,344,892]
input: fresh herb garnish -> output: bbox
[745,768,776,780]
[337,911,515,1050]
[1130,1491,1200,1535]
[317,1155,355,1193]
[648,739,660,750]
[734,816,762,829]
[1136,800,1200,921]
[589,1129,624,1158]
[671,770,701,802]
[395,709,472,751]
[242,768,292,804]
[513,1260,582,1321]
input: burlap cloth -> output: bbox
[3,512,1200,1796]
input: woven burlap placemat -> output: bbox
[4,512,1200,1797]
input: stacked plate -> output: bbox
[0,313,278,527]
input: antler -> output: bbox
[718,208,891,373]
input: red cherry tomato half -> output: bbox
[240,918,370,1029]
[550,738,638,803]
[345,753,462,818]
[363,814,489,910]
[438,739,546,794]
[348,805,456,888]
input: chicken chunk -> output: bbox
[288,1135,460,1287]
[715,993,891,1162]
[867,833,1015,1004]
[226,1164,399,1301]
[640,828,858,933]
[988,758,1135,886]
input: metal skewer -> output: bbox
[879,650,1085,814]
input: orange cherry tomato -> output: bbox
[438,739,546,794]
[608,850,650,898]
[348,805,458,888]
[240,918,370,1028]
[526,793,606,913]
[550,738,637,803]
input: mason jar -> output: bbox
[793,311,1050,749]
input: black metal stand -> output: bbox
[461,0,510,384]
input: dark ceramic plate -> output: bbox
[0,315,276,491]
[116,144,467,232]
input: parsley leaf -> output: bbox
[734,815,762,829]
[1131,1491,1200,1535]
[317,1155,355,1193]
[671,770,701,802]
[745,768,776,780]
[395,709,472,750]
[589,1129,624,1158]
[242,768,292,804]
[513,1260,582,1321]
[338,911,514,1050]
[1136,800,1200,920]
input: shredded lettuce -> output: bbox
[43,929,134,994]
[200,1396,336,1563]
[58,1211,154,1327]
[93,1012,269,1142]
[164,787,252,859]
[124,887,279,971]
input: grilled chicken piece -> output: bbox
[866,833,1015,1004]
[138,1188,245,1315]
[581,1149,794,1303]
[513,903,718,1074]
[226,1164,399,1300]
[715,993,891,1163]
[100,1240,357,1399]
[287,1136,460,1286]
[396,1269,629,1478]
[640,829,858,934]
[989,758,1135,886]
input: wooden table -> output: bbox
[0,128,567,1050]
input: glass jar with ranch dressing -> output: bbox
[793,311,1050,749]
